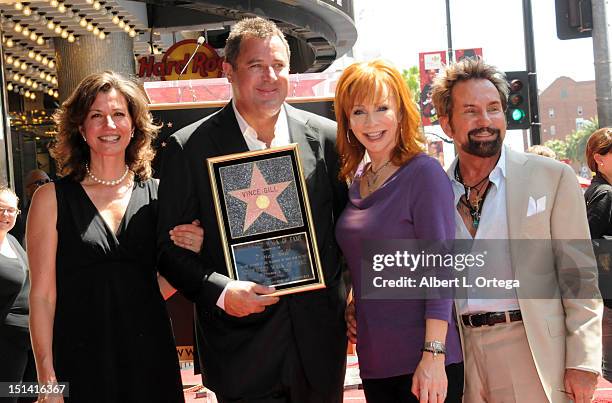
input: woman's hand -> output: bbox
[411,353,447,403]
[170,219,203,253]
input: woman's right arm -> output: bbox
[26,183,59,387]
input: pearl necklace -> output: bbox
[85,163,130,186]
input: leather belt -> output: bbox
[461,310,522,328]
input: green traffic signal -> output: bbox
[505,71,530,129]
[511,108,526,121]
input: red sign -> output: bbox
[138,39,223,81]
[419,51,447,126]
[454,48,483,62]
[418,48,483,127]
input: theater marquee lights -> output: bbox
[0,1,153,99]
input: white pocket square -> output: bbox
[527,196,546,217]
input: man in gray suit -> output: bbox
[157,17,347,403]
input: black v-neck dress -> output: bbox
[52,177,183,402]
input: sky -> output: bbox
[348,0,595,91]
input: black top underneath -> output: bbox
[585,173,612,308]
[0,233,29,331]
[53,177,183,403]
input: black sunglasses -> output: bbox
[30,178,51,187]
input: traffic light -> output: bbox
[505,71,531,130]
[555,0,593,40]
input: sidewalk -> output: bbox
[595,377,612,403]
[181,362,612,402]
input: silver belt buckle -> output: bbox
[468,314,475,327]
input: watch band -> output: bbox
[422,340,447,358]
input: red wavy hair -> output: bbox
[334,59,424,182]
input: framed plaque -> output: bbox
[207,144,325,295]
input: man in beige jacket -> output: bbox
[432,57,602,403]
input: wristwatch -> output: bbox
[422,340,447,359]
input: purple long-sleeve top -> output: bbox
[336,153,462,379]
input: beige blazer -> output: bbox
[453,148,603,403]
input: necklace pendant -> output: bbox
[366,160,391,192]
[469,209,480,229]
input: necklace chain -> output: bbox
[454,163,492,229]
[366,160,392,192]
[85,163,130,186]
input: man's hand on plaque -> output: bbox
[224,281,280,317]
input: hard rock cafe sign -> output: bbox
[137,39,223,81]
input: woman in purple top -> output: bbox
[334,60,463,403]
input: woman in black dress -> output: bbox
[28,71,203,402]
[0,185,35,403]
[585,127,612,382]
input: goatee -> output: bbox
[462,127,503,157]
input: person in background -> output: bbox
[27,71,204,402]
[9,169,51,246]
[335,59,463,403]
[584,127,612,382]
[24,170,51,205]
[0,185,35,403]
[527,144,557,159]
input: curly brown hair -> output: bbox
[50,71,160,181]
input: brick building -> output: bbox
[539,76,597,144]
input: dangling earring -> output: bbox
[82,135,87,143]
[130,129,134,138]
[346,130,352,144]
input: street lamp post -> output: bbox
[592,0,612,127]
